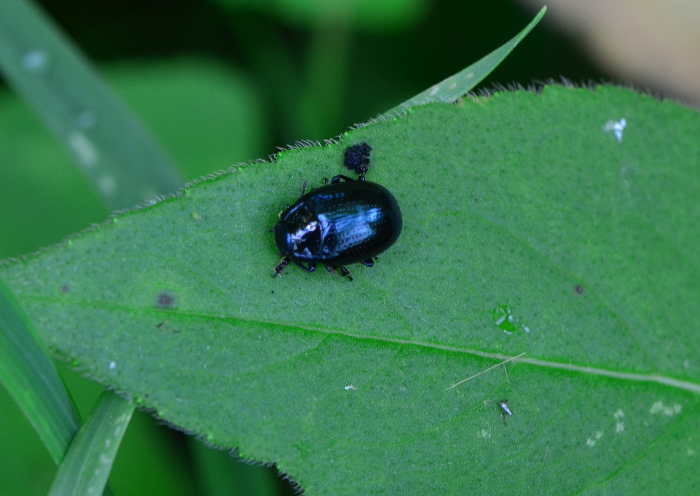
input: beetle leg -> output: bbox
[293,260,316,273]
[361,258,374,267]
[331,174,355,184]
[323,265,353,281]
[339,266,353,281]
[273,257,290,277]
[300,180,308,197]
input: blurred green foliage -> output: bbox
[0,1,607,495]
[213,0,430,30]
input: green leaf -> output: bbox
[48,390,134,496]
[2,85,699,494]
[381,6,547,119]
[0,0,181,209]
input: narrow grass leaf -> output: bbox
[48,390,134,496]
[0,0,182,209]
[380,6,546,119]
[0,275,80,464]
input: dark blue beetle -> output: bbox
[272,167,402,281]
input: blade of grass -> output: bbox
[0,275,80,464]
[0,274,117,494]
[0,0,182,210]
[48,390,134,496]
[380,6,546,119]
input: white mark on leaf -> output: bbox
[586,431,603,447]
[650,401,682,416]
[603,118,627,142]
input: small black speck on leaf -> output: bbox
[575,285,584,295]
[59,284,70,294]
[156,320,179,333]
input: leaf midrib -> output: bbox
[26,293,700,394]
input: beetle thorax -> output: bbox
[275,203,323,260]
[290,220,322,259]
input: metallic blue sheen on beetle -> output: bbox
[272,174,402,281]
